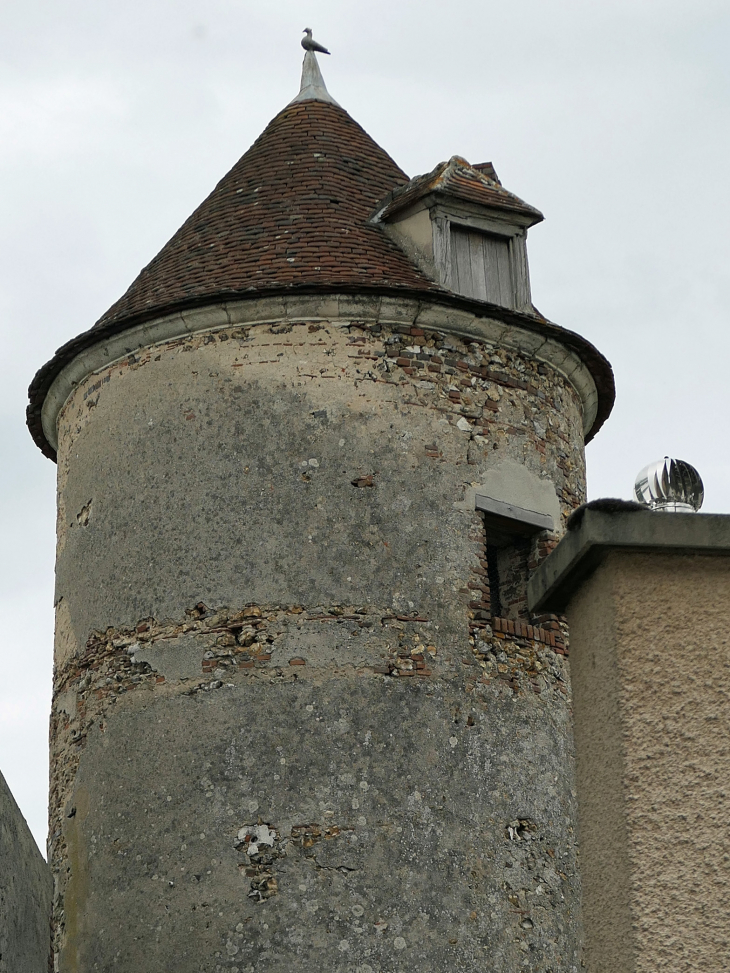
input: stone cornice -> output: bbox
[30,292,613,460]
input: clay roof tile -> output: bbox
[376,156,543,224]
[95,100,438,330]
[27,71,615,459]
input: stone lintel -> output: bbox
[475,494,554,538]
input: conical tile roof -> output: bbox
[27,61,616,459]
[95,99,438,330]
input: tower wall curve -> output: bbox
[50,294,586,972]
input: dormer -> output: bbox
[374,156,543,312]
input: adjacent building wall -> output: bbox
[532,524,730,973]
[0,769,51,973]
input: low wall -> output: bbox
[0,769,51,973]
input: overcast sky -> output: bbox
[1,0,728,851]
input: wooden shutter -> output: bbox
[450,226,514,308]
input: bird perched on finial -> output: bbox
[302,28,330,55]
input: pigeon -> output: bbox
[302,28,330,55]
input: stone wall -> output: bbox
[0,769,51,973]
[48,299,587,972]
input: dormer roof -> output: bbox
[375,156,543,226]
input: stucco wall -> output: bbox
[567,550,730,973]
[0,769,51,973]
[49,302,587,972]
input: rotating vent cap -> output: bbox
[634,457,704,513]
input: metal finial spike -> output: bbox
[289,48,341,108]
[302,28,331,55]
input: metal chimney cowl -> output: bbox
[634,457,704,513]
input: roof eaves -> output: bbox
[27,282,614,462]
[376,157,543,226]
[431,189,543,226]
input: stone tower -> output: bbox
[28,51,613,972]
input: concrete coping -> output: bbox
[528,505,730,613]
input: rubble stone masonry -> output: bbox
[49,297,587,973]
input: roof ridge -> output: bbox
[447,155,500,188]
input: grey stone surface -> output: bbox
[60,678,580,973]
[49,310,589,971]
[130,633,213,683]
[0,769,51,973]
[528,506,730,612]
[473,458,561,525]
[54,320,585,650]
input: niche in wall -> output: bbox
[476,494,554,621]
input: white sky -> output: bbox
[1,0,729,852]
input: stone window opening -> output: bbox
[474,494,554,625]
[485,534,532,621]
